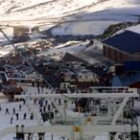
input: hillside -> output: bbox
[0,0,100,20]
[0,0,140,21]
[0,0,140,36]
[50,0,140,36]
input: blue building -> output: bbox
[102,31,140,63]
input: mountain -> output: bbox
[0,0,140,36]
[51,0,140,36]
[0,0,140,20]
[0,0,100,20]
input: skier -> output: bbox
[5,108,9,114]
[10,116,13,124]
[13,108,16,115]
[15,113,19,120]
[19,104,22,111]
[23,113,27,120]
[30,113,34,120]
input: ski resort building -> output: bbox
[103,31,140,63]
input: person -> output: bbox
[40,108,42,113]
[13,108,16,115]
[16,113,19,120]
[10,116,13,124]
[39,100,43,108]
[48,104,51,111]
[5,108,9,114]
[22,99,25,105]
[19,104,22,111]
[43,106,46,112]
[23,113,27,120]
[30,113,34,120]
[45,100,48,106]
[41,112,45,122]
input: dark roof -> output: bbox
[124,61,140,72]
[103,31,140,54]
[121,72,140,86]
[62,53,87,63]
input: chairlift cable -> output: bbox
[0,27,72,100]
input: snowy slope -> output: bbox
[51,0,140,36]
[0,0,140,21]
[0,0,140,36]
[0,0,100,20]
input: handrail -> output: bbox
[0,91,138,100]
[14,92,138,99]
[0,124,134,139]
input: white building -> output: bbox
[25,72,43,82]
[64,72,76,82]
[77,70,97,82]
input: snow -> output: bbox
[0,45,14,57]
[55,41,81,49]
[0,101,43,140]
[0,0,139,21]
[0,0,139,37]
[126,24,140,34]
[0,85,111,140]
[50,0,140,36]
[0,0,101,20]
[0,93,53,140]
[0,93,8,103]
[94,133,109,140]
[0,101,38,131]
[0,86,53,140]
[0,1,140,139]
[37,41,89,57]
[51,21,119,36]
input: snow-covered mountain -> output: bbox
[0,0,140,21]
[0,0,140,36]
[0,0,100,20]
[51,0,140,36]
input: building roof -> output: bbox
[121,72,140,86]
[124,61,140,72]
[103,31,140,54]
[62,53,87,63]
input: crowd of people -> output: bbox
[0,100,35,125]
